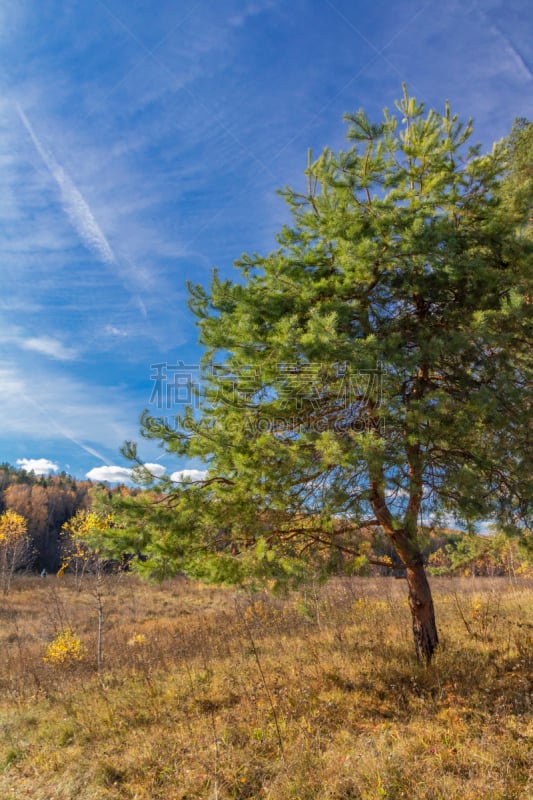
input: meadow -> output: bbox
[0,573,532,799]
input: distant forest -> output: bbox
[0,464,92,571]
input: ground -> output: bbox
[0,574,532,799]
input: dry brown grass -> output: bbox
[0,573,532,799]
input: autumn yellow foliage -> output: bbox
[0,509,29,593]
[43,628,85,665]
[0,509,27,544]
[59,510,114,578]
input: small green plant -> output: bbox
[3,747,24,768]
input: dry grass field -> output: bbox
[0,573,532,799]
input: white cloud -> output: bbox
[86,465,133,483]
[142,463,166,478]
[104,324,128,338]
[16,457,59,475]
[15,103,116,265]
[20,336,77,361]
[170,469,207,483]
[86,462,166,483]
[86,465,207,485]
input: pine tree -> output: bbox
[122,90,531,662]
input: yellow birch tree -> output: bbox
[0,510,30,594]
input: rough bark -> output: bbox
[369,476,439,662]
[405,558,439,663]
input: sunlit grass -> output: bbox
[0,574,532,798]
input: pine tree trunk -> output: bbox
[405,559,438,663]
[369,478,439,662]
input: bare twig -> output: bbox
[235,600,285,761]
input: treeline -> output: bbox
[316,525,533,580]
[0,464,92,571]
[1,461,531,580]
[427,530,533,579]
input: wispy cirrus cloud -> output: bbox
[0,324,77,361]
[0,0,528,485]
[103,324,129,338]
[228,0,278,28]
[20,335,77,361]
[0,362,136,464]
[15,103,116,265]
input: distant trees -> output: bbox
[428,531,533,578]
[0,465,91,571]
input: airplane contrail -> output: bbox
[475,8,533,84]
[15,103,116,265]
[23,391,111,465]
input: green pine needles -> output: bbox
[110,88,531,662]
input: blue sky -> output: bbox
[1,0,531,483]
